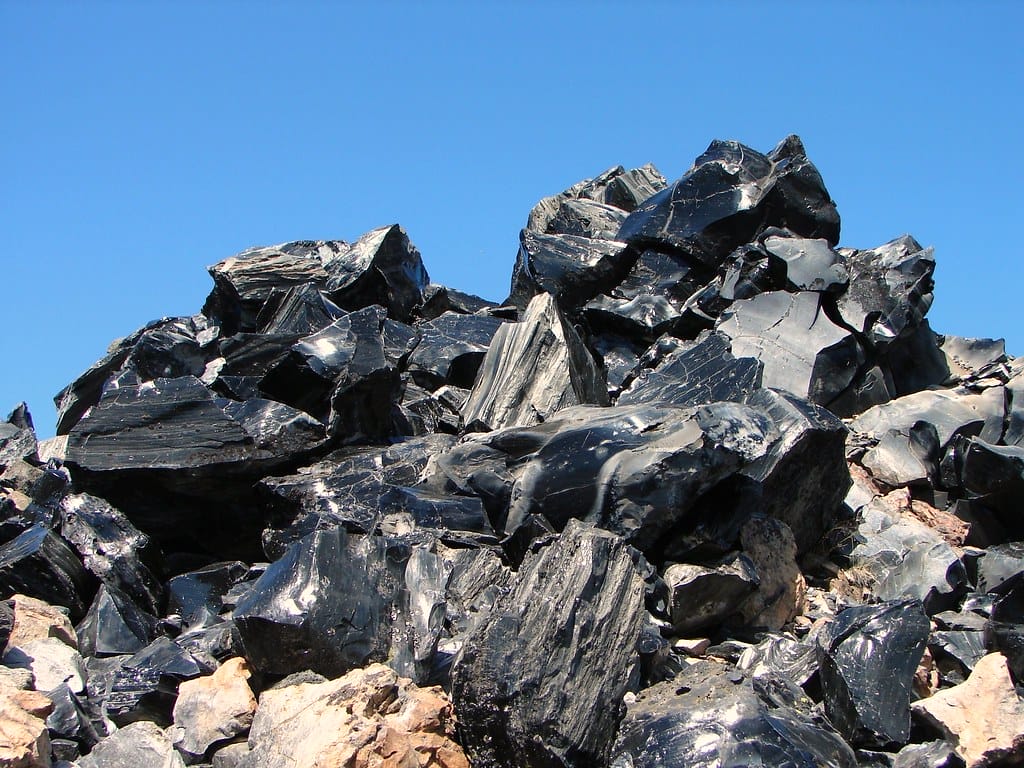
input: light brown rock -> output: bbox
[6,595,77,651]
[0,678,53,768]
[172,657,257,756]
[241,662,469,768]
[737,516,806,629]
[911,652,1024,767]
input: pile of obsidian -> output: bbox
[1,136,1022,768]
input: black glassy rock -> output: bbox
[0,404,38,471]
[254,283,346,336]
[452,520,647,768]
[102,636,208,727]
[234,527,445,681]
[461,293,608,431]
[664,553,759,635]
[322,224,429,322]
[717,290,863,406]
[617,137,839,270]
[617,331,763,407]
[0,526,95,620]
[610,660,858,768]
[507,229,632,311]
[817,600,929,748]
[526,164,667,233]
[259,305,400,440]
[406,312,505,391]
[166,561,248,625]
[76,584,159,657]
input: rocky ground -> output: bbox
[1,135,1022,767]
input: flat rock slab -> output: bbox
[452,520,647,768]
[912,652,1024,768]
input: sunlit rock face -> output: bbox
[3,135,1021,768]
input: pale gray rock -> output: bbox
[77,720,185,768]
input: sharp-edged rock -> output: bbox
[171,656,256,758]
[76,584,158,657]
[3,637,86,693]
[663,553,759,635]
[610,660,858,768]
[166,561,248,626]
[77,720,185,768]
[452,520,647,768]
[5,594,78,651]
[911,652,1024,768]
[816,600,930,748]
[406,311,505,391]
[102,636,208,727]
[0,527,95,621]
[461,293,608,431]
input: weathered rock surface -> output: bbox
[3,638,86,693]
[0,678,53,768]
[452,521,647,768]
[911,653,1024,768]
[239,663,468,768]
[171,656,256,757]
[5,594,77,651]
[461,293,608,431]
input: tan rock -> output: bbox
[0,678,53,768]
[737,517,806,630]
[913,647,940,699]
[7,595,77,651]
[243,663,469,768]
[911,652,1024,767]
[172,657,257,756]
[673,637,710,657]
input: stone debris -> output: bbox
[0,134,1021,767]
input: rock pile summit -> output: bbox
[1,135,1022,767]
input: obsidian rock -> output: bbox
[253,283,346,336]
[77,584,159,657]
[103,636,208,726]
[323,224,429,323]
[406,312,505,391]
[664,553,759,635]
[59,493,162,616]
[461,293,608,431]
[0,403,38,471]
[507,229,632,311]
[233,526,443,681]
[0,525,96,620]
[617,137,839,270]
[452,520,648,768]
[617,331,762,407]
[816,600,929,747]
[610,660,857,768]
[717,290,864,406]
[166,561,248,625]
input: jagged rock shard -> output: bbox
[452,520,647,768]
[76,584,158,657]
[418,283,499,320]
[501,402,773,555]
[406,312,505,391]
[259,305,400,440]
[617,331,763,408]
[849,499,968,614]
[204,241,338,333]
[104,636,207,726]
[241,663,469,768]
[66,376,325,473]
[1004,368,1024,447]
[0,405,38,472]
[546,198,628,240]
[461,293,608,431]
[717,290,863,405]
[940,336,1008,384]
[234,527,441,681]
[617,136,839,270]
[850,389,989,453]
[166,561,248,625]
[507,229,631,311]
[59,492,162,615]
[816,600,929,748]
[253,283,345,336]
[911,653,1024,768]
[526,163,667,233]
[0,526,95,620]
[950,438,1024,540]
[763,232,849,293]
[323,224,429,322]
[685,388,850,557]
[610,660,858,768]
[977,542,1024,593]
[837,236,935,348]
[664,553,759,635]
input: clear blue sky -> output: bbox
[3,2,1021,437]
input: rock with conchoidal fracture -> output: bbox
[0,526,95,621]
[609,660,858,768]
[816,600,929,748]
[406,311,505,391]
[452,520,647,768]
